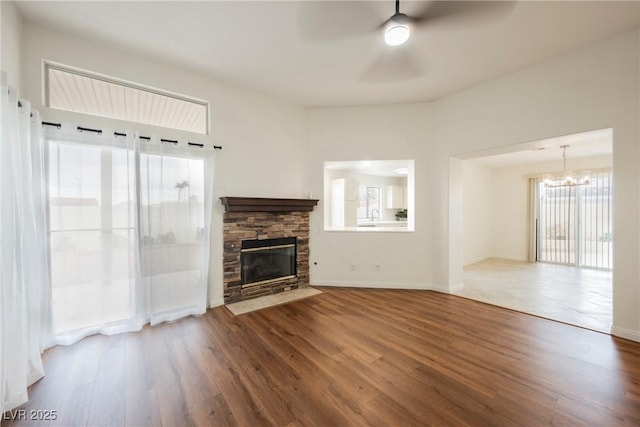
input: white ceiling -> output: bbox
[461,128,612,168]
[15,1,640,108]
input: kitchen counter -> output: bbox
[357,220,407,227]
[325,220,411,232]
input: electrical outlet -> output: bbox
[375,264,381,271]
[349,264,357,271]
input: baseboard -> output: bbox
[311,280,465,293]
[463,256,491,267]
[611,326,640,343]
[209,297,225,308]
[445,282,465,293]
[489,254,528,262]
[311,279,433,290]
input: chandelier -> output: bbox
[543,145,591,187]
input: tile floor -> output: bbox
[455,258,612,333]
[225,286,323,315]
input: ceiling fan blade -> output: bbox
[297,1,380,41]
[360,47,425,83]
[412,0,516,26]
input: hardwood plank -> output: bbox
[124,390,161,427]
[86,335,126,427]
[8,287,640,426]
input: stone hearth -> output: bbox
[221,197,318,304]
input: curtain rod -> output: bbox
[41,121,222,150]
[78,126,102,135]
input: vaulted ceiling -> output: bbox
[15,1,640,108]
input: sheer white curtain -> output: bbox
[47,129,141,344]
[46,127,214,344]
[1,72,53,413]
[139,141,213,324]
[0,73,214,412]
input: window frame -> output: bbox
[323,160,415,232]
[365,186,381,219]
[43,61,210,135]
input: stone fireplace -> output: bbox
[221,197,318,304]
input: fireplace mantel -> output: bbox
[220,197,319,213]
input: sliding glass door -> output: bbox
[578,173,613,269]
[536,171,613,269]
[47,131,213,344]
[49,140,137,340]
[138,150,209,324]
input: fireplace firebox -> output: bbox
[240,237,297,286]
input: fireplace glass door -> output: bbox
[241,237,296,286]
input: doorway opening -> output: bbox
[454,128,613,333]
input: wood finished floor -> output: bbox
[5,287,640,426]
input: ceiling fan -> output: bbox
[381,0,515,45]
[381,0,413,46]
[298,0,515,81]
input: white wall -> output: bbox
[1,1,22,88]
[308,103,439,289]
[21,22,310,307]
[309,30,640,341]
[462,161,493,266]
[490,154,612,262]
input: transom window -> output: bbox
[45,62,209,135]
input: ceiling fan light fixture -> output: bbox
[384,22,410,46]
